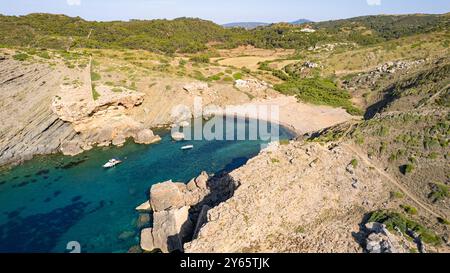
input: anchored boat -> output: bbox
[181,145,194,150]
[103,158,122,168]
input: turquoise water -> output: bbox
[0,119,292,253]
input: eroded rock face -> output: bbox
[50,64,161,156]
[140,206,194,253]
[94,85,144,110]
[0,58,79,167]
[139,172,236,253]
[151,206,193,253]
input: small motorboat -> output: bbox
[103,158,122,168]
[181,145,194,150]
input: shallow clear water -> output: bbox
[0,119,292,253]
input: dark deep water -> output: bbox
[0,118,293,253]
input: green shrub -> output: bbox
[37,51,51,59]
[368,210,441,246]
[190,54,210,63]
[241,67,251,74]
[258,61,273,71]
[91,84,100,100]
[279,139,290,145]
[192,70,208,82]
[274,77,363,115]
[13,53,30,61]
[272,70,290,81]
[401,164,414,175]
[350,159,358,168]
[390,191,404,199]
[400,204,418,215]
[294,226,305,233]
[233,72,243,80]
[208,73,223,81]
[178,59,187,67]
[428,183,449,203]
[437,217,450,225]
[91,71,101,81]
[428,152,439,159]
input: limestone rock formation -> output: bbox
[140,206,193,253]
[139,172,236,253]
[184,142,397,253]
[234,79,271,92]
[171,132,185,141]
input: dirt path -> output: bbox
[342,143,446,219]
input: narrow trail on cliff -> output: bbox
[341,143,445,219]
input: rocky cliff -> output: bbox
[0,52,161,166]
[0,56,78,166]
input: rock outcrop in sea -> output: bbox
[139,172,236,253]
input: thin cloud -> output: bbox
[367,0,381,6]
[67,0,81,6]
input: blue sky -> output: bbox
[0,0,449,24]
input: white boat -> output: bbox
[103,158,122,168]
[181,145,194,150]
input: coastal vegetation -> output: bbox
[274,77,363,115]
[368,210,442,246]
[0,13,448,54]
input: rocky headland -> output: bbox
[138,139,449,253]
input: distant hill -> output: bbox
[222,22,269,29]
[290,19,312,25]
[223,19,312,29]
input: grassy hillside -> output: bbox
[0,13,448,54]
[315,14,449,42]
[0,14,235,54]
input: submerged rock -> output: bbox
[171,132,185,141]
[135,200,152,212]
[118,231,135,241]
[60,140,84,156]
[137,213,151,229]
